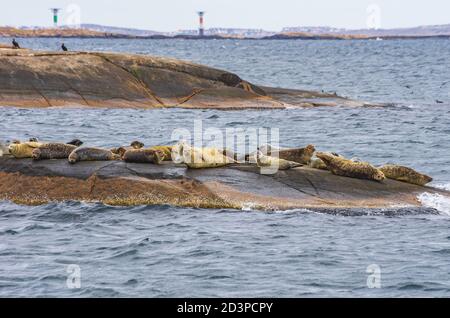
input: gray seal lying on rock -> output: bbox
[171,141,234,169]
[122,148,165,164]
[270,144,316,165]
[256,151,303,171]
[8,141,42,158]
[379,164,432,186]
[32,143,78,160]
[246,144,316,165]
[68,147,121,164]
[316,152,385,182]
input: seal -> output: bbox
[379,164,433,186]
[316,152,385,182]
[171,141,234,169]
[269,144,316,164]
[9,141,42,158]
[111,141,145,157]
[309,157,328,170]
[32,143,78,160]
[122,148,165,164]
[68,147,121,164]
[148,145,173,161]
[256,151,303,170]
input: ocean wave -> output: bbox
[418,192,450,216]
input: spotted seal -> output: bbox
[148,146,173,161]
[122,148,165,164]
[268,144,316,164]
[8,141,42,158]
[68,147,121,164]
[171,141,234,169]
[111,141,145,157]
[379,164,432,186]
[256,151,303,171]
[316,152,385,182]
[32,143,78,160]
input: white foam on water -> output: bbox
[241,202,257,211]
[433,183,450,191]
[418,192,450,216]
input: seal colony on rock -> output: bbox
[0,156,448,210]
[0,136,443,209]
[0,48,381,109]
[8,139,84,159]
[1,136,435,187]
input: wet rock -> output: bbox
[0,49,378,109]
[0,157,447,210]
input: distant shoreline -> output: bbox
[1,34,450,40]
[1,26,450,40]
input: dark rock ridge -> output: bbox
[0,47,377,109]
[0,157,447,210]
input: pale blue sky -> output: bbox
[1,0,449,31]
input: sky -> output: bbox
[1,0,449,31]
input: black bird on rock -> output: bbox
[12,38,20,49]
[61,43,68,52]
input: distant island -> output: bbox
[1,23,450,40]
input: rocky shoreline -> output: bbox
[0,47,379,109]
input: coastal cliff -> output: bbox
[0,47,373,109]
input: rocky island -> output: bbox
[0,157,448,210]
[2,45,443,212]
[0,46,376,109]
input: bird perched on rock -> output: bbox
[61,43,68,51]
[12,38,20,49]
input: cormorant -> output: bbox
[12,38,20,49]
[61,43,68,52]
